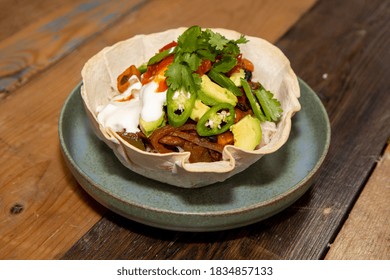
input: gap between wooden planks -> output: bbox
[325,144,390,260]
[0,0,316,259]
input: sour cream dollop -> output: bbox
[140,81,167,122]
[96,75,167,133]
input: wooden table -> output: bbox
[0,0,389,260]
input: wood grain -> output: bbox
[62,0,390,259]
[0,57,107,259]
[0,0,86,42]
[0,0,316,96]
[325,145,390,260]
[0,0,316,259]
[0,0,147,94]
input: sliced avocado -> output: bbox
[229,69,245,86]
[230,115,262,150]
[139,113,166,137]
[198,75,238,106]
[190,99,210,121]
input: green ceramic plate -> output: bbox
[59,79,330,232]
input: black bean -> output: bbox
[244,69,252,81]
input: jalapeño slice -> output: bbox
[208,69,242,96]
[196,103,235,136]
[167,87,196,127]
[241,78,266,122]
[147,47,176,66]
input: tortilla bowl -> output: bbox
[81,27,301,188]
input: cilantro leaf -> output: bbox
[181,66,200,94]
[196,48,216,61]
[235,34,249,44]
[254,87,283,122]
[165,62,201,95]
[176,52,202,71]
[223,41,240,56]
[212,55,237,73]
[164,26,248,100]
[177,25,202,53]
[165,63,184,91]
[207,29,229,50]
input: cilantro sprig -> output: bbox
[164,25,248,96]
[254,86,283,122]
[241,79,283,122]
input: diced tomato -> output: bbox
[227,54,255,76]
[141,55,174,91]
[159,41,178,52]
[157,55,174,71]
[157,80,168,92]
[217,131,234,146]
[241,58,254,72]
[227,65,241,76]
[196,59,212,76]
[234,108,245,123]
[234,102,253,123]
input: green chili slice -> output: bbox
[167,87,196,127]
[208,69,242,96]
[240,78,266,122]
[196,103,235,136]
[147,47,175,66]
[137,63,147,74]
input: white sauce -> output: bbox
[96,75,167,133]
[97,101,141,133]
[140,82,167,122]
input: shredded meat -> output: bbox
[159,135,186,146]
[170,130,224,153]
[182,142,216,163]
[148,123,223,162]
[149,125,178,153]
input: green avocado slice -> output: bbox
[230,115,262,150]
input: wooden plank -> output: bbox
[0,0,316,260]
[0,0,315,96]
[62,0,390,259]
[325,144,390,259]
[0,0,147,260]
[0,0,147,95]
[100,0,317,43]
[0,54,107,259]
[0,0,84,42]
[270,0,390,259]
